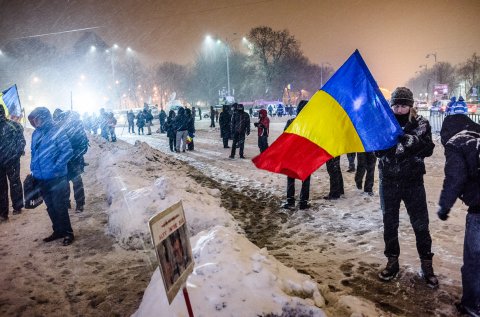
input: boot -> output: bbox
[378,256,399,281]
[421,259,439,288]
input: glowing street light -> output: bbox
[126,47,133,52]
[33,76,40,83]
[90,45,96,52]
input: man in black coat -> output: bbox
[375,87,437,288]
[127,110,135,134]
[209,106,215,128]
[0,106,26,221]
[159,110,167,133]
[437,113,480,316]
[219,105,232,148]
[53,109,89,212]
[229,103,250,159]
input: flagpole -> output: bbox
[14,84,24,122]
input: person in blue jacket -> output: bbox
[28,107,75,246]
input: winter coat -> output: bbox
[375,115,434,184]
[0,117,25,166]
[439,114,480,210]
[186,114,195,137]
[159,110,167,124]
[174,108,189,131]
[219,106,232,139]
[165,117,176,138]
[231,110,250,136]
[31,121,73,180]
[136,113,146,128]
[143,109,154,123]
[127,112,135,123]
[255,109,269,137]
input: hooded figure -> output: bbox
[219,104,232,148]
[0,106,26,221]
[254,109,269,153]
[28,107,75,246]
[438,114,480,315]
[229,103,250,159]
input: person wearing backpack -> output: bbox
[53,109,89,212]
[0,106,26,221]
[437,108,480,316]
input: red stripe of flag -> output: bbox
[252,133,333,180]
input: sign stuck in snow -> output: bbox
[149,201,194,304]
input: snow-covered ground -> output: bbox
[0,115,467,317]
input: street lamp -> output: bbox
[320,62,331,87]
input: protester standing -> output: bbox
[325,156,344,200]
[254,109,269,153]
[159,109,167,133]
[219,105,232,148]
[210,106,216,128]
[0,106,26,221]
[174,107,189,152]
[281,100,310,210]
[136,111,145,135]
[437,110,480,316]
[127,110,135,134]
[28,107,74,246]
[375,87,438,287]
[165,110,176,152]
[185,108,195,151]
[229,104,250,159]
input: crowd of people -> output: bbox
[0,85,479,315]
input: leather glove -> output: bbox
[437,207,450,221]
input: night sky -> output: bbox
[1,0,479,91]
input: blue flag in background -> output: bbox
[0,85,22,118]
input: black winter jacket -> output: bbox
[231,110,250,136]
[219,107,232,139]
[439,114,480,211]
[375,115,434,184]
[0,118,25,166]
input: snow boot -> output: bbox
[378,256,399,281]
[420,259,439,288]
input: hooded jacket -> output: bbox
[219,105,232,139]
[256,109,269,137]
[439,114,480,210]
[30,108,73,180]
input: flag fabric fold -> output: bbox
[252,50,403,181]
[0,85,22,119]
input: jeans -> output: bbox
[379,180,433,260]
[176,130,188,151]
[128,122,135,133]
[462,213,480,310]
[39,176,73,237]
[355,152,376,192]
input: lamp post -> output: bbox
[419,64,430,102]
[426,52,437,63]
[320,62,331,87]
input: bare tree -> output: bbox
[456,53,480,97]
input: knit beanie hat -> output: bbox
[390,87,414,106]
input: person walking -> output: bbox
[254,109,269,153]
[165,110,177,152]
[437,109,480,316]
[281,100,311,210]
[354,152,376,196]
[209,106,215,128]
[159,109,167,134]
[0,106,26,221]
[229,104,250,159]
[219,105,232,148]
[28,107,75,246]
[127,110,135,134]
[375,87,438,288]
[99,108,109,140]
[174,107,189,152]
[53,110,89,212]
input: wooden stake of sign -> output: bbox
[183,287,194,317]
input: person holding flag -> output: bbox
[375,87,438,288]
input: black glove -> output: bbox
[254,122,259,127]
[437,207,450,221]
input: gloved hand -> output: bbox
[254,122,259,127]
[437,207,450,221]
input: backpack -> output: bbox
[23,174,43,209]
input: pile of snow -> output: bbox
[133,226,327,317]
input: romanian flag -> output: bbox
[0,85,22,119]
[252,50,402,180]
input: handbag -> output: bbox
[23,174,43,209]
